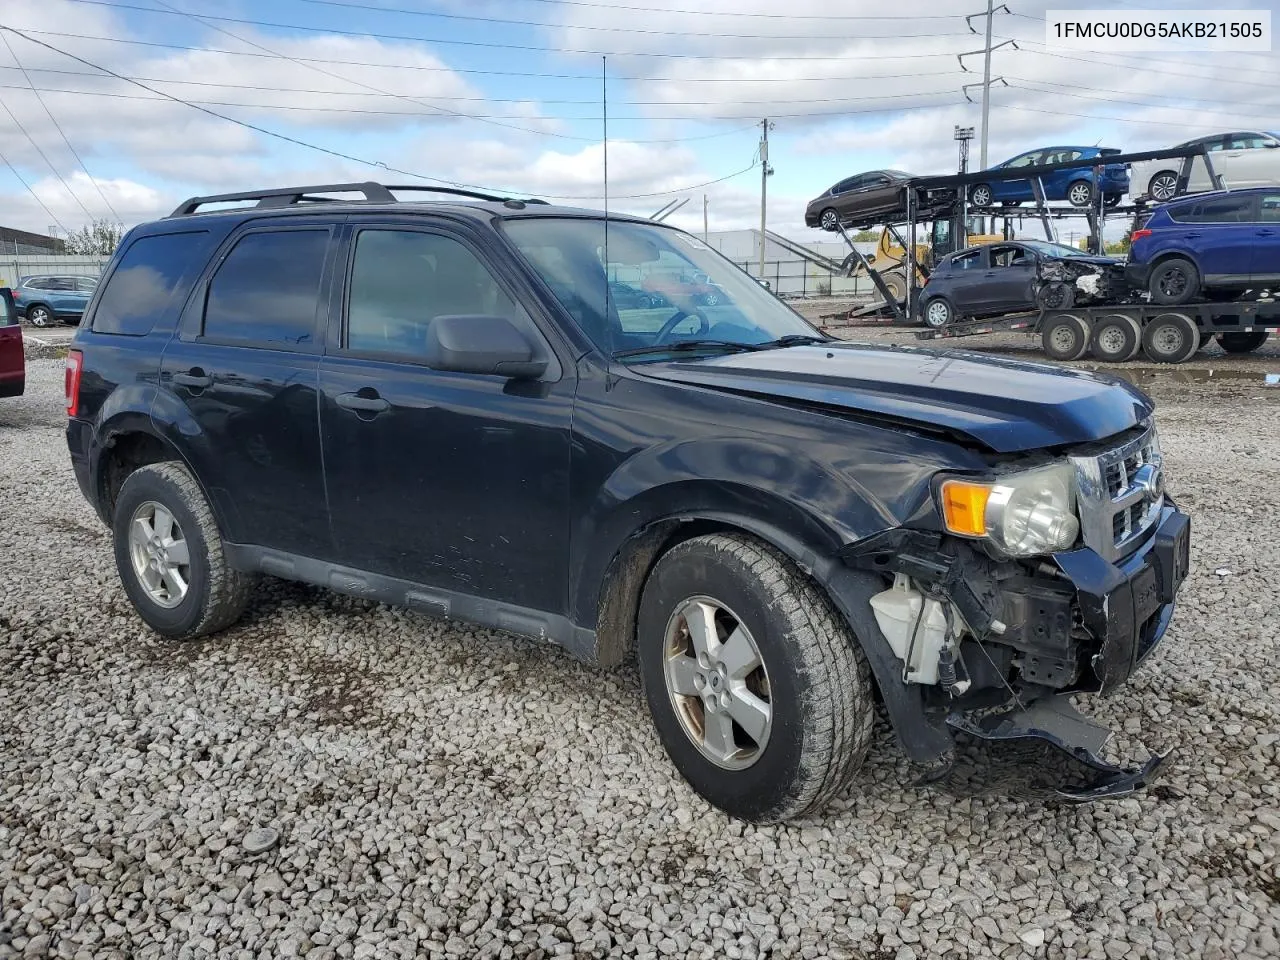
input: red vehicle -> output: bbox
[0,288,24,398]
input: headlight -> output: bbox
[939,462,1080,557]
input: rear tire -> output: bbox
[1148,171,1179,202]
[1142,313,1200,363]
[637,533,874,823]
[1067,180,1094,208]
[921,297,954,329]
[1217,331,1269,353]
[1040,313,1091,361]
[1149,257,1200,305]
[1089,314,1142,362]
[112,462,254,638]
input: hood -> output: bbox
[637,343,1153,453]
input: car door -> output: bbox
[1168,194,1255,284]
[1250,191,1280,286]
[859,173,903,218]
[933,248,986,314]
[317,220,573,615]
[158,220,335,559]
[991,151,1044,202]
[832,174,872,221]
[1042,148,1085,198]
[1220,132,1280,188]
[980,244,1038,312]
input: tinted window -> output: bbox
[1227,134,1267,150]
[74,277,98,293]
[1042,149,1083,164]
[951,251,982,271]
[92,232,210,336]
[346,229,522,358]
[1172,197,1254,223]
[833,176,862,194]
[1259,195,1280,222]
[989,245,1032,268]
[24,279,49,290]
[203,230,328,348]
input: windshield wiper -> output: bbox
[612,339,765,359]
[753,334,829,349]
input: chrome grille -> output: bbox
[1070,426,1164,562]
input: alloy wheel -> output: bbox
[662,596,772,771]
[127,501,191,608]
[1150,173,1178,201]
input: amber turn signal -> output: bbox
[939,479,990,537]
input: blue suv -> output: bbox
[13,274,98,326]
[1126,187,1280,305]
[968,146,1129,208]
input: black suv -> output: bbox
[66,182,1190,821]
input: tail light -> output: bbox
[65,349,83,417]
[1130,229,1153,242]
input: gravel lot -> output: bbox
[2,343,1279,960]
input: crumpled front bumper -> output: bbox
[943,505,1190,800]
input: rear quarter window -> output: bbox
[92,232,211,336]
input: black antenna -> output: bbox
[603,54,611,354]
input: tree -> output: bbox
[851,229,879,242]
[65,219,124,256]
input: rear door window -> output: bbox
[202,229,329,350]
[1258,195,1280,222]
[951,250,982,271]
[1181,197,1254,223]
[92,231,210,336]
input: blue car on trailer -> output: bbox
[968,146,1130,209]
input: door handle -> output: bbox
[1182,232,1201,239]
[1258,229,1275,236]
[173,369,212,389]
[336,392,390,413]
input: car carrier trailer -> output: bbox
[913,299,1278,364]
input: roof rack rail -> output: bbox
[168,181,547,217]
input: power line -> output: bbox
[0,26,760,202]
[0,68,967,107]
[1004,81,1280,126]
[0,33,120,221]
[291,0,969,21]
[1006,75,1280,115]
[0,79,967,121]
[14,30,974,82]
[29,4,972,60]
[0,94,97,222]
[74,0,975,41]
[0,146,67,234]
[146,0,591,142]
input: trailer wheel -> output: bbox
[1041,313,1091,362]
[1149,257,1200,305]
[1142,313,1201,363]
[1217,331,1269,354]
[1090,314,1142,362]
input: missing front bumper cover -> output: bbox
[939,694,1170,801]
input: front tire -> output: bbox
[113,462,254,638]
[637,533,874,823]
[969,184,993,208]
[819,208,840,232]
[27,305,52,327]
[880,269,906,303]
[1149,257,1200,305]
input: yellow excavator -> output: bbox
[847,218,1003,303]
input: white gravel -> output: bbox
[2,356,1279,960]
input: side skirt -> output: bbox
[223,543,598,662]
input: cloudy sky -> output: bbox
[0,0,1277,239]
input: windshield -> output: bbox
[503,217,821,361]
[1017,239,1096,258]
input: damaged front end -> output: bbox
[833,430,1190,800]
[1037,256,1132,308]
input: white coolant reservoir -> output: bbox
[869,574,951,685]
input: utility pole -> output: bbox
[979,0,993,169]
[758,119,773,278]
[960,5,1014,171]
[703,194,709,241]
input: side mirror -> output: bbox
[425,315,548,379]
